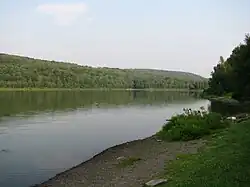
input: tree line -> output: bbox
[204,34,250,101]
[0,54,207,90]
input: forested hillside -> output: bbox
[0,54,207,89]
[131,69,206,82]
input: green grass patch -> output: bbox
[157,108,230,141]
[117,157,142,168]
[159,120,250,187]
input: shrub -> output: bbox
[157,107,229,141]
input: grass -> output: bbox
[159,120,250,187]
[117,157,142,168]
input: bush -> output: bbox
[157,107,229,141]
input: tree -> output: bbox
[205,34,250,100]
[229,34,250,100]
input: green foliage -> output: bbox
[205,34,250,101]
[0,54,207,89]
[160,120,250,187]
[224,92,233,98]
[157,108,229,141]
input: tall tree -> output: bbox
[205,34,250,100]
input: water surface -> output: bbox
[0,91,209,187]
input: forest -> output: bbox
[0,54,207,89]
[205,34,250,101]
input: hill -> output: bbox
[130,69,206,82]
[0,53,207,89]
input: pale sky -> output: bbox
[0,0,249,77]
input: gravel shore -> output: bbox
[35,136,205,187]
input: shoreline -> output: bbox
[0,88,203,92]
[32,136,153,187]
[33,135,205,187]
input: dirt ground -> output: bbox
[35,136,205,187]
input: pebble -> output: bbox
[117,156,126,161]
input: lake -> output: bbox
[0,90,209,187]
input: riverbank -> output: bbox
[208,96,239,104]
[34,119,250,187]
[33,136,205,187]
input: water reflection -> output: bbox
[0,90,201,118]
[210,100,250,116]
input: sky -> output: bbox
[0,0,250,77]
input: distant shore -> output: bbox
[0,88,204,92]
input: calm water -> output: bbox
[0,91,209,187]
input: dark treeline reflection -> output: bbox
[210,100,250,116]
[0,91,201,117]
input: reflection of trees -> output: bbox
[0,91,200,117]
[210,101,250,116]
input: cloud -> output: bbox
[36,2,88,26]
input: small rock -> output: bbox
[144,179,168,186]
[156,139,162,142]
[117,156,126,161]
